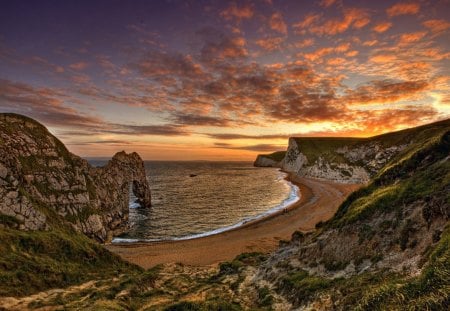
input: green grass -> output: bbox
[278,226,449,309]
[292,137,361,164]
[330,129,450,227]
[0,227,141,297]
[281,269,333,302]
[354,226,450,310]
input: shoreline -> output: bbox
[113,171,300,244]
[106,176,361,268]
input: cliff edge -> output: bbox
[0,113,151,242]
[254,151,285,168]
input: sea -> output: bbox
[89,161,299,242]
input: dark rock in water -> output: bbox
[0,113,151,243]
[189,174,198,177]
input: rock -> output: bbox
[0,113,151,243]
[274,137,408,184]
[254,151,286,168]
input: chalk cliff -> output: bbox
[253,121,450,309]
[253,151,285,168]
[0,113,151,242]
[254,127,437,183]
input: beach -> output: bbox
[106,176,361,268]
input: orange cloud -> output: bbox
[294,8,370,36]
[302,47,334,61]
[423,19,450,34]
[335,42,351,52]
[294,38,315,48]
[220,3,254,21]
[292,13,322,33]
[363,40,378,46]
[346,50,359,57]
[256,37,285,51]
[345,80,429,105]
[386,2,420,17]
[373,21,392,33]
[398,31,426,45]
[369,54,397,63]
[327,57,346,66]
[300,43,351,62]
[269,12,288,34]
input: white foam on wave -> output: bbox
[112,171,300,244]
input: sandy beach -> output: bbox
[106,176,361,268]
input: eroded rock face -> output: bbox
[0,113,151,242]
[281,137,406,184]
[253,155,282,168]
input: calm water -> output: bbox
[90,161,299,242]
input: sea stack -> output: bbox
[0,113,151,242]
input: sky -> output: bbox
[0,0,449,160]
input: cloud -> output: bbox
[214,143,285,152]
[345,80,429,105]
[269,12,288,35]
[319,0,337,8]
[0,79,190,137]
[293,8,370,36]
[255,37,285,51]
[197,29,248,63]
[206,133,289,140]
[109,124,188,136]
[373,21,392,33]
[69,61,89,71]
[294,38,315,48]
[369,54,397,63]
[220,3,254,21]
[300,43,351,62]
[171,113,232,127]
[0,79,102,128]
[131,51,206,80]
[398,31,426,45]
[386,2,420,17]
[422,19,450,35]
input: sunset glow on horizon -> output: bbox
[1,0,449,160]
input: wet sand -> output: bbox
[106,176,361,268]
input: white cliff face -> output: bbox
[253,155,281,167]
[280,138,407,184]
[282,138,307,173]
[301,158,370,183]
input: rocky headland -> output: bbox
[0,113,151,242]
[253,151,285,167]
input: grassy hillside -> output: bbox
[0,226,141,297]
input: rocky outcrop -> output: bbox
[254,155,282,167]
[253,151,285,168]
[0,113,151,242]
[274,136,407,184]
